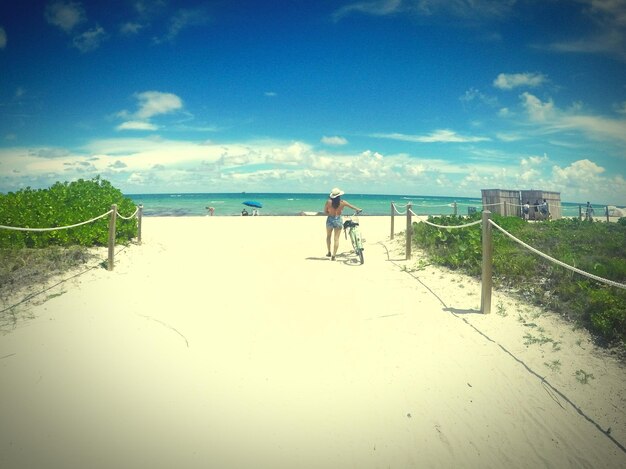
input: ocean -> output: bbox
[126,192,583,217]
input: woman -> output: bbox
[324,188,361,260]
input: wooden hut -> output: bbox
[520,190,562,220]
[481,189,521,217]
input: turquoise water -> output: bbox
[127,192,583,217]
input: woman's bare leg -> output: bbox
[326,227,333,256]
[332,227,342,258]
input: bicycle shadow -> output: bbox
[336,252,363,266]
[304,253,362,265]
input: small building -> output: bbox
[520,190,562,220]
[481,189,521,217]
[480,188,562,220]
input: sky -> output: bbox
[1,0,625,203]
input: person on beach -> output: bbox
[241,208,249,216]
[522,201,530,221]
[540,199,550,219]
[324,188,361,261]
[206,206,215,216]
[533,199,540,217]
[585,202,594,221]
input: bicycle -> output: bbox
[343,210,364,264]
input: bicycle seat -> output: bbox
[343,220,358,229]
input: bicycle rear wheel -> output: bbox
[350,229,364,264]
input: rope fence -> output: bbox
[0,204,143,271]
[0,210,113,232]
[389,203,626,313]
[422,218,482,230]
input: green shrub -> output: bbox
[412,213,483,274]
[0,177,137,248]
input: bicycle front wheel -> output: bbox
[357,247,364,264]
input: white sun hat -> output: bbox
[329,188,344,199]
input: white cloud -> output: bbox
[333,0,516,22]
[545,0,626,61]
[321,136,348,145]
[520,92,555,121]
[518,154,547,182]
[264,91,277,97]
[45,1,86,33]
[153,8,209,43]
[128,172,144,184]
[551,159,612,199]
[493,72,547,90]
[333,0,402,21]
[519,92,626,142]
[109,160,128,169]
[553,158,604,183]
[406,163,425,176]
[372,129,490,143]
[116,121,158,131]
[116,91,183,131]
[0,27,6,49]
[460,87,498,107]
[133,91,183,119]
[133,0,167,18]
[495,132,523,142]
[72,25,107,52]
[120,22,143,35]
[615,101,626,114]
[558,114,626,142]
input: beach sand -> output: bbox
[1,216,625,468]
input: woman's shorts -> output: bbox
[326,215,343,229]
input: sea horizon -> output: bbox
[126,191,586,217]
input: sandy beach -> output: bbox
[1,215,625,468]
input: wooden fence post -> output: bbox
[453,201,457,216]
[108,204,117,271]
[480,210,492,314]
[138,204,143,244]
[390,202,395,240]
[579,205,583,220]
[406,203,412,260]
[606,205,609,223]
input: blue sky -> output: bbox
[1,0,625,203]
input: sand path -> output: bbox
[1,216,625,468]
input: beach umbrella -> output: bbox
[242,200,263,208]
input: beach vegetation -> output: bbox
[412,214,626,352]
[0,176,137,248]
[544,359,561,373]
[575,369,595,384]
